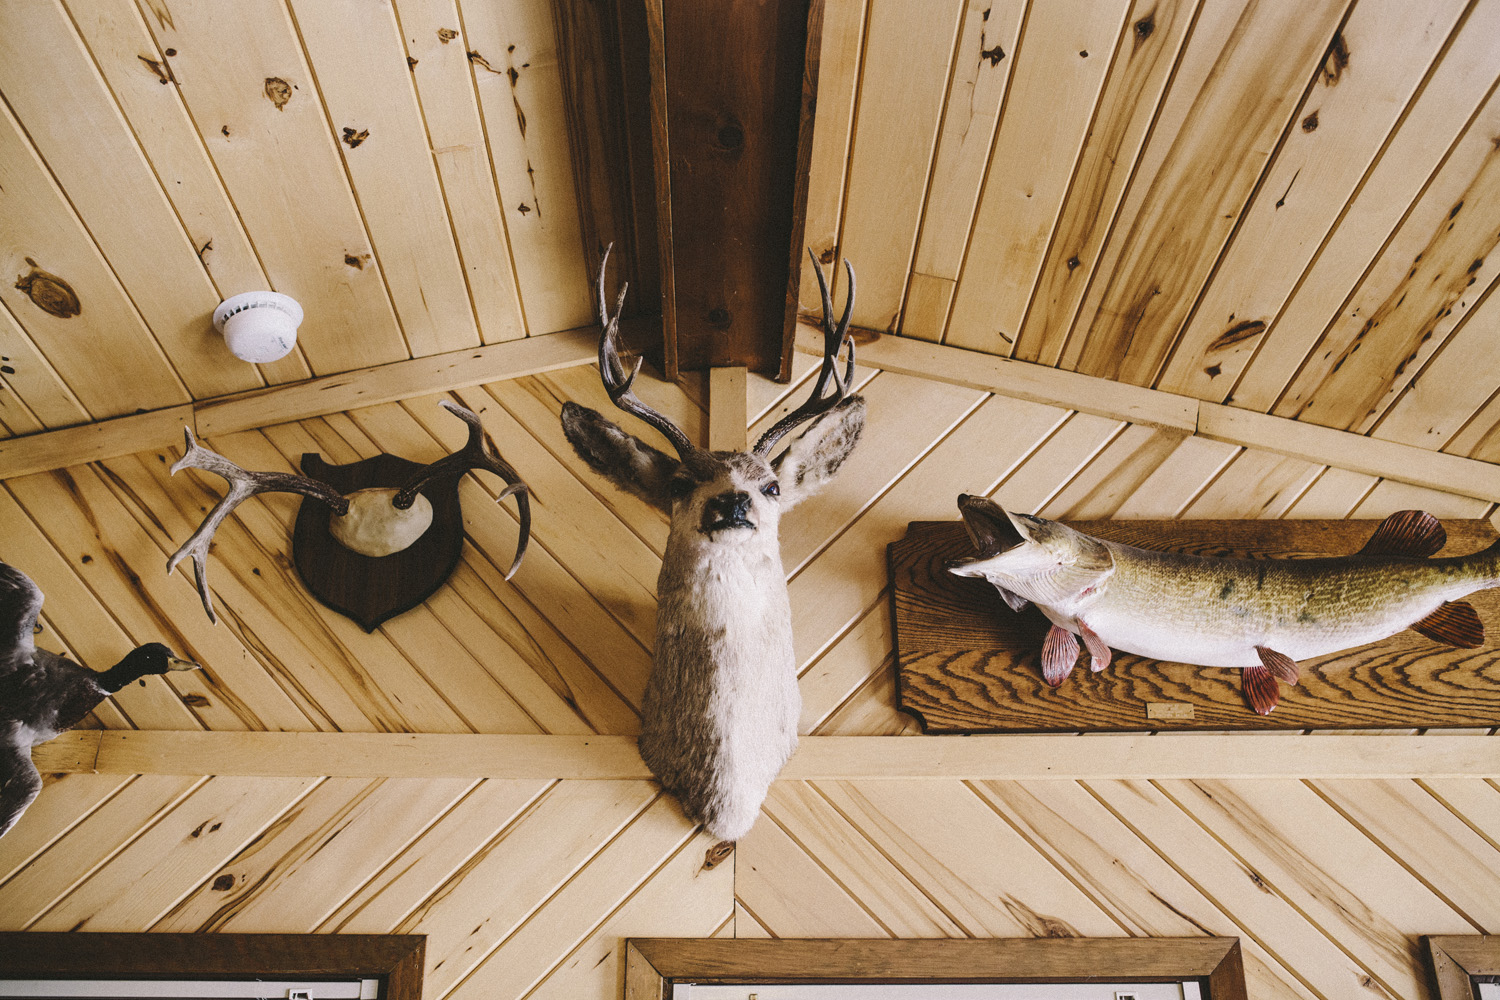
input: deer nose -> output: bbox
[706,490,751,522]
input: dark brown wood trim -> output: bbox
[625,938,1247,998]
[644,0,678,380]
[1426,935,1500,998]
[780,0,826,384]
[0,933,424,1000]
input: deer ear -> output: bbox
[561,401,681,511]
[772,395,865,507]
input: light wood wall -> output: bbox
[800,0,1500,460]
[5,4,1500,1000]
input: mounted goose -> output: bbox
[1,562,199,838]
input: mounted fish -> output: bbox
[947,496,1499,714]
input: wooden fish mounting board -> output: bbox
[891,519,1500,732]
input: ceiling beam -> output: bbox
[0,327,601,480]
[811,325,1500,503]
[33,730,1500,779]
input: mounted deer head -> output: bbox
[167,400,529,625]
[562,247,865,842]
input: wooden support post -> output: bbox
[708,366,748,451]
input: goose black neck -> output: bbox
[97,644,170,693]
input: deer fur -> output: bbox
[561,249,864,841]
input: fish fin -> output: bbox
[998,587,1030,612]
[1255,645,1300,684]
[1358,509,1446,558]
[1040,625,1079,687]
[1242,664,1280,715]
[1078,620,1112,672]
[1411,600,1485,648]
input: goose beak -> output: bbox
[168,655,202,672]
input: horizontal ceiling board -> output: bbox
[32,730,1500,779]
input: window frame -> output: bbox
[625,938,1247,1000]
[1427,935,1500,999]
[0,934,424,1000]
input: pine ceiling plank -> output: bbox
[288,0,482,357]
[392,780,655,997]
[1069,0,1351,384]
[786,386,1039,668]
[1180,449,1323,520]
[444,544,641,735]
[1311,778,1500,932]
[12,461,316,733]
[453,796,704,1000]
[137,0,409,373]
[0,301,87,433]
[734,800,888,936]
[0,775,132,891]
[1420,778,1500,846]
[814,779,1123,936]
[1228,0,1500,413]
[706,366,747,452]
[60,0,311,386]
[837,0,965,333]
[159,777,477,932]
[812,658,923,735]
[321,777,551,932]
[524,830,733,1000]
[1268,112,1500,433]
[1373,279,1500,450]
[748,350,821,425]
[798,599,892,734]
[0,485,201,731]
[30,775,321,932]
[459,0,592,334]
[0,775,205,931]
[943,0,1131,354]
[392,0,526,343]
[972,780,1314,999]
[1039,424,1192,520]
[1444,388,1500,463]
[1111,437,1238,518]
[1088,778,1409,999]
[988,411,1123,515]
[796,0,867,313]
[1282,467,1377,518]
[0,101,188,417]
[762,782,966,937]
[0,1,270,400]
[1159,0,1471,402]
[1012,0,1200,366]
[1158,779,1474,997]
[900,0,1025,343]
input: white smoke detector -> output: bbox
[214,291,303,363]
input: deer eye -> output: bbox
[761,481,780,498]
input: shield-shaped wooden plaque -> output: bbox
[291,453,465,632]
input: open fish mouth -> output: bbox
[948,494,1025,568]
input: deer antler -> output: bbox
[167,427,350,624]
[753,251,856,458]
[392,400,531,579]
[595,244,704,465]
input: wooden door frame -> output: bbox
[0,933,425,1000]
[626,938,1248,999]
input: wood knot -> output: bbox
[15,258,81,318]
[264,77,293,110]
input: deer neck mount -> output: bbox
[562,247,866,841]
[167,400,530,631]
